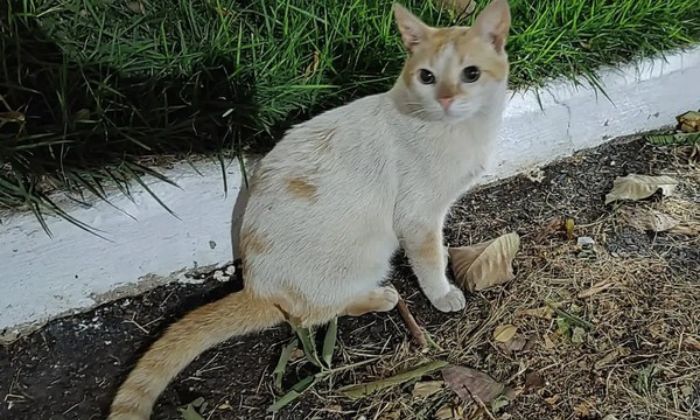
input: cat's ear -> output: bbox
[393,3,432,52]
[472,0,511,53]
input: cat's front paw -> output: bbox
[429,285,465,313]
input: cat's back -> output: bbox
[268,93,395,165]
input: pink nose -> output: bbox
[438,97,454,111]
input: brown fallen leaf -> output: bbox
[449,232,520,292]
[493,324,518,343]
[497,335,529,354]
[605,174,678,204]
[681,336,700,351]
[627,209,680,232]
[412,381,444,399]
[578,280,614,298]
[523,371,545,392]
[518,306,554,320]
[442,365,504,404]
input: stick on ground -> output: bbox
[396,296,427,348]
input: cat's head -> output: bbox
[392,0,510,122]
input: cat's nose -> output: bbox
[438,97,454,111]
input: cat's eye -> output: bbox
[461,66,481,83]
[418,69,436,85]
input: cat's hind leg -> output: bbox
[343,286,399,317]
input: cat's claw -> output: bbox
[430,285,465,313]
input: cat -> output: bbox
[109,1,510,418]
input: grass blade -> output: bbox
[321,317,338,369]
[273,338,299,390]
[267,375,317,412]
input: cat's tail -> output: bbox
[108,289,285,420]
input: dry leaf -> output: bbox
[681,336,700,351]
[498,335,529,353]
[523,372,545,392]
[627,209,680,232]
[493,324,518,343]
[412,381,444,399]
[605,174,678,204]
[594,347,630,370]
[518,306,554,320]
[543,334,555,350]
[435,404,459,420]
[677,110,700,132]
[442,366,504,404]
[578,281,614,298]
[449,232,520,291]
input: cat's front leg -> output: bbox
[401,223,465,313]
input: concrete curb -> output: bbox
[2,47,700,338]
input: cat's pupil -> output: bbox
[461,66,481,83]
[418,69,435,85]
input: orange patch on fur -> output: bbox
[418,231,440,262]
[286,176,318,201]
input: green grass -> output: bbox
[1,0,699,232]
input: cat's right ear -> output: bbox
[393,3,432,53]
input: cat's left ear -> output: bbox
[472,0,511,53]
[393,3,433,53]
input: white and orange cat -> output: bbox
[109,1,510,418]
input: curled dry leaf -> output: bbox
[605,174,678,204]
[442,365,504,404]
[493,324,518,343]
[449,232,520,292]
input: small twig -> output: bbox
[396,296,427,348]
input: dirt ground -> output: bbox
[1,135,698,420]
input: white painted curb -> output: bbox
[2,47,700,337]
